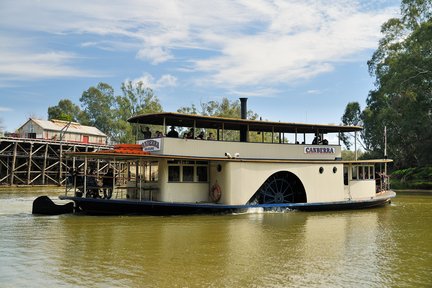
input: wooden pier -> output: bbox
[0,137,110,186]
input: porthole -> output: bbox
[333,167,337,173]
[217,164,222,172]
[319,167,324,174]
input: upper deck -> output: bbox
[138,137,341,160]
[128,112,362,161]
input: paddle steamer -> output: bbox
[55,98,394,215]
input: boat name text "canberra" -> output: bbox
[304,147,336,154]
[142,139,161,152]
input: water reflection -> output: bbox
[46,212,386,287]
[0,192,431,287]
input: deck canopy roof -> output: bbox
[128,112,362,134]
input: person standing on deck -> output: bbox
[86,169,100,198]
[166,126,179,138]
[103,168,114,199]
[141,126,152,139]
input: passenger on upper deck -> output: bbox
[155,131,164,137]
[196,131,205,140]
[207,132,215,140]
[185,128,194,139]
[141,126,152,139]
[166,126,179,138]
[312,133,328,145]
[312,134,321,145]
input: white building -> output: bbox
[17,118,107,145]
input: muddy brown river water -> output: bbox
[0,188,431,287]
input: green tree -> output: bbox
[118,81,163,116]
[80,83,116,141]
[115,81,163,143]
[364,0,432,167]
[179,98,258,119]
[340,102,364,150]
[48,99,84,122]
[341,149,364,160]
[177,104,198,115]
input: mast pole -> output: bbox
[384,126,388,188]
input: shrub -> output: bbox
[390,166,432,189]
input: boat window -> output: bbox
[351,165,375,181]
[143,161,159,182]
[168,166,180,182]
[343,166,348,185]
[352,166,358,180]
[182,166,194,182]
[359,166,364,180]
[150,161,159,182]
[197,166,208,182]
[167,160,209,183]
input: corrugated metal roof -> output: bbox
[29,118,107,137]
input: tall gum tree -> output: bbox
[353,0,432,168]
[47,99,85,122]
[80,82,116,141]
[115,81,163,143]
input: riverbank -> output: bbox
[394,189,432,195]
[390,166,432,190]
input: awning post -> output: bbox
[355,131,358,160]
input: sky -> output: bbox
[0,0,400,133]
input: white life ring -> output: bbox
[210,183,222,202]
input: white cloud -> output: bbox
[157,74,177,87]
[131,73,177,89]
[307,90,322,95]
[230,88,279,98]
[0,35,107,80]
[0,106,13,112]
[0,0,398,86]
[192,3,395,86]
[136,47,173,64]
[0,50,100,79]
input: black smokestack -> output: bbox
[240,98,248,142]
[240,98,248,119]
